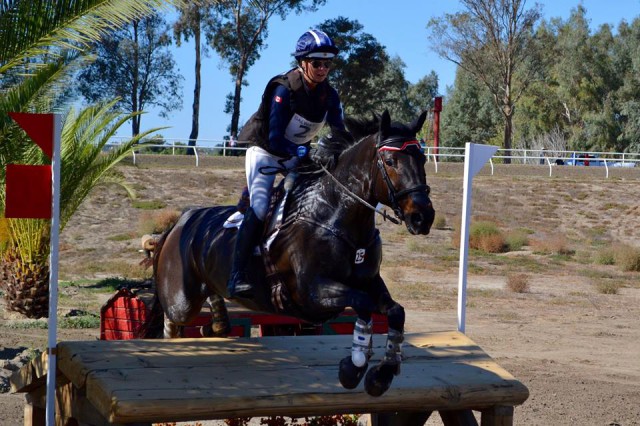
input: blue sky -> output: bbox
[131,0,640,144]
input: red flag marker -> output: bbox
[9,112,55,159]
[4,164,52,219]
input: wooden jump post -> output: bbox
[11,331,528,426]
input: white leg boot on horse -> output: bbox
[339,318,373,389]
[227,207,263,299]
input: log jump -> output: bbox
[11,331,528,426]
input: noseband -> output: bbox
[376,136,431,222]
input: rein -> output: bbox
[318,162,402,224]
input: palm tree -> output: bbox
[0,0,181,318]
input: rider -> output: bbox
[227,29,347,299]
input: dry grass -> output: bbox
[506,273,530,293]
[137,208,181,235]
[530,234,573,256]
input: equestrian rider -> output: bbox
[228,29,347,299]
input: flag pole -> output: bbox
[45,114,62,426]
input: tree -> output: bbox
[208,0,326,138]
[427,0,542,162]
[77,14,183,136]
[0,0,179,318]
[317,17,388,117]
[173,1,217,148]
[441,68,501,149]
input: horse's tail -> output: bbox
[141,223,175,339]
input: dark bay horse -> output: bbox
[149,110,435,396]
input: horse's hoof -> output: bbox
[364,363,399,397]
[338,356,368,389]
[212,320,231,337]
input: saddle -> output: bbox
[224,175,297,310]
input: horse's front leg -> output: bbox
[363,276,405,397]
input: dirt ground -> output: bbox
[2,156,640,425]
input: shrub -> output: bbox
[506,274,530,293]
[469,221,505,253]
[530,235,573,256]
[594,247,616,265]
[505,230,529,251]
[138,209,181,235]
[595,281,623,295]
[613,244,640,272]
[432,214,447,230]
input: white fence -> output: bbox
[106,137,640,178]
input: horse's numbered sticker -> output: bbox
[354,248,366,264]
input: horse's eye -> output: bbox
[384,156,396,167]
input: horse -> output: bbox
[148,110,435,397]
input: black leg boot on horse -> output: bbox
[227,207,263,299]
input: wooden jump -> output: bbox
[11,331,529,426]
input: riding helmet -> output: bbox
[293,29,339,59]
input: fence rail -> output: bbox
[106,137,640,178]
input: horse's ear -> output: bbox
[411,110,428,134]
[379,110,391,138]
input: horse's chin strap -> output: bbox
[318,163,402,225]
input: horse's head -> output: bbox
[371,110,435,235]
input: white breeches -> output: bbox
[246,146,299,221]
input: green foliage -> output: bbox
[441,68,501,147]
[469,221,505,253]
[76,14,183,136]
[209,0,327,136]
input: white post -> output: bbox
[457,143,498,333]
[46,115,62,426]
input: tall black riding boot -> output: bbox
[227,207,263,299]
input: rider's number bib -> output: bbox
[284,113,326,145]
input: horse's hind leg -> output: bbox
[163,316,184,338]
[200,295,231,337]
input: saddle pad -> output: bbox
[223,211,244,228]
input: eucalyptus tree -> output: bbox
[0,0,179,318]
[427,0,542,162]
[77,14,183,136]
[441,67,501,149]
[316,17,388,117]
[173,1,217,146]
[208,0,326,138]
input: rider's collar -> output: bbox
[377,136,421,152]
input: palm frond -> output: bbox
[0,0,184,74]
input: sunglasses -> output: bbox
[308,59,333,69]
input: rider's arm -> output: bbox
[326,88,346,131]
[268,85,297,158]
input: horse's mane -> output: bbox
[309,113,417,173]
[310,114,380,172]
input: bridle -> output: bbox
[375,136,431,222]
[317,134,431,225]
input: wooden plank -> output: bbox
[17,332,528,425]
[10,352,49,393]
[480,406,514,426]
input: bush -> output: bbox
[613,244,640,272]
[595,281,623,295]
[432,214,447,230]
[138,208,181,235]
[505,230,529,251]
[530,235,573,256]
[469,221,505,253]
[506,273,530,293]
